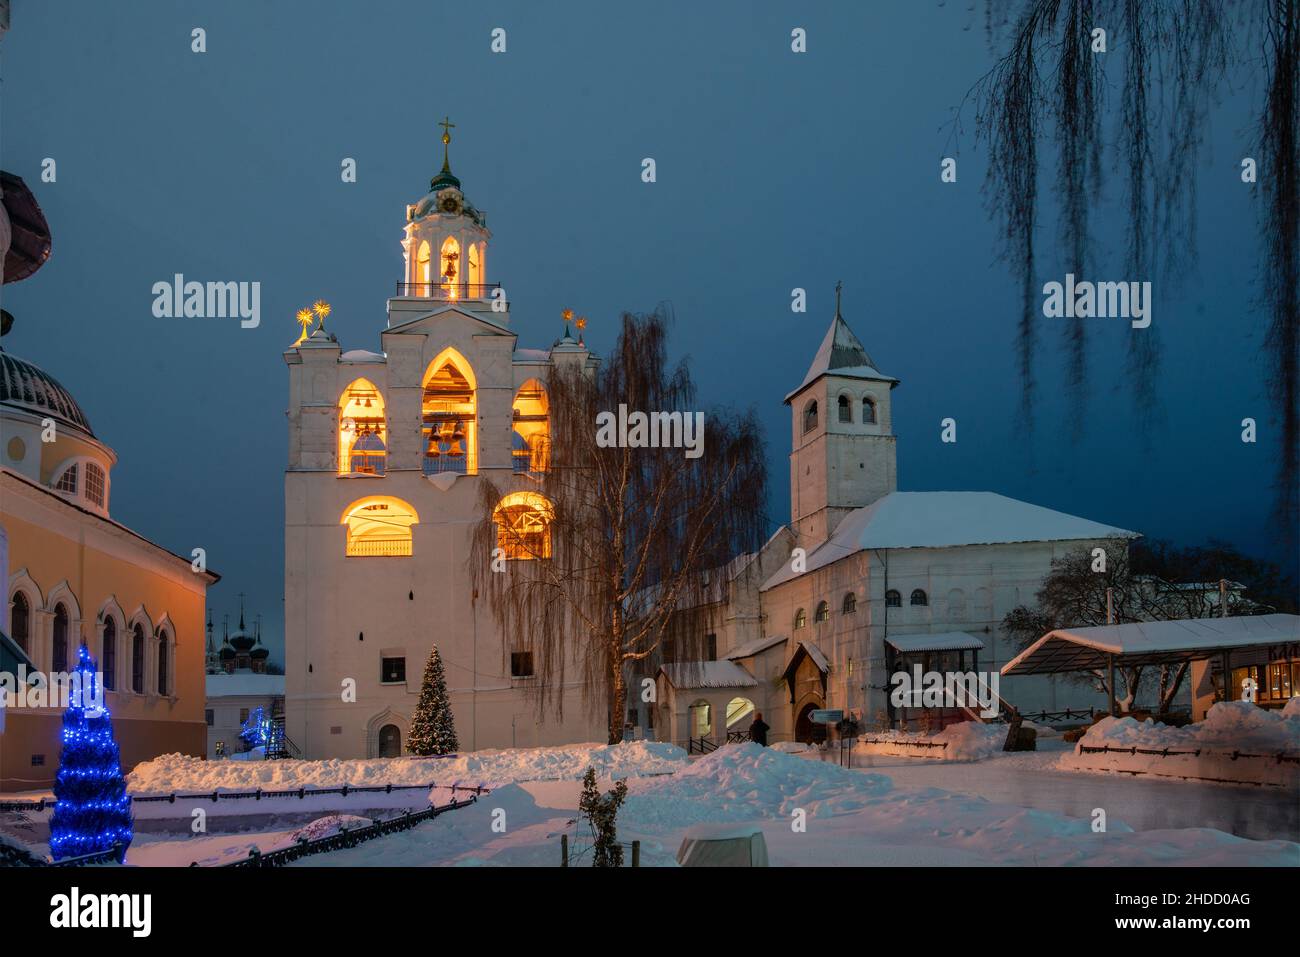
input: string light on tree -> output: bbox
[48,645,133,862]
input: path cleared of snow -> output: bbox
[126,741,687,794]
[288,744,1299,867]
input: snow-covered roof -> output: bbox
[725,634,788,660]
[658,661,758,689]
[784,639,830,676]
[1002,613,1300,676]
[340,349,385,363]
[762,491,1139,591]
[886,632,986,653]
[784,313,896,402]
[513,348,551,363]
[205,672,285,699]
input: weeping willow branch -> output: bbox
[470,307,768,744]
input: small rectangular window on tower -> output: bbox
[510,651,535,678]
[381,656,406,683]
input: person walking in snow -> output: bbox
[748,712,770,746]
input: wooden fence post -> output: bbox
[631,840,640,868]
[561,833,569,867]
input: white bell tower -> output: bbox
[785,284,899,544]
[399,117,493,306]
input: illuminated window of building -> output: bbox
[468,242,484,293]
[55,464,78,494]
[422,350,476,475]
[843,592,857,614]
[440,236,461,298]
[803,400,818,433]
[381,656,406,683]
[493,491,553,560]
[511,379,550,475]
[794,608,807,629]
[84,462,106,507]
[338,378,387,475]
[343,496,418,557]
[417,240,431,287]
[838,394,851,423]
[102,618,117,691]
[52,604,69,673]
[131,624,145,693]
[10,592,30,653]
[863,397,877,424]
[814,601,829,623]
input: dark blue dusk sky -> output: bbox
[3,1,1292,664]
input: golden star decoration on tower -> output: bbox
[292,300,332,346]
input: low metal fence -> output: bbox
[218,796,478,867]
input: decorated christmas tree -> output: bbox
[49,645,133,862]
[407,644,459,755]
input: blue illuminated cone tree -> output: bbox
[49,644,133,862]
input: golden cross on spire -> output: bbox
[438,115,455,168]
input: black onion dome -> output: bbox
[0,351,94,435]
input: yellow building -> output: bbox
[0,348,219,790]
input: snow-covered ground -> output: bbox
[286,744,1297,867]
[126,741,686,794]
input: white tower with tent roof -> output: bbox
[784,283,899,544]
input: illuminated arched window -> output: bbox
[794,608,807,629]
[440,236,461,299]
[512,379,550,475]
[814,600,829,623]
[803,400,818,433]
[343,497,419,557]
[423,349,476,475]
[417,240,432,288]
[494,491,553,560]
[339,378,387,475]
[468,242,484,293]
[842,592,857,614]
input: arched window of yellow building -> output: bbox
[440,236,461,298]
[416,240,432,287]
[342,496,419,557]
[338,378,387,475]
[422,349,476,475]
[511,379,550,475]
[494,491,553,560]
[10,592,30,654]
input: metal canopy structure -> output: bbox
[1002,614,1300,676]
[886,632,985,653]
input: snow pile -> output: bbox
[285,814,373,844]
[1081,702,1300,754]
[127,741,687,794]
[854,721,1006,762]
[1061,702,1300,787]
[770,741,812,754]
[622,743,893,832]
